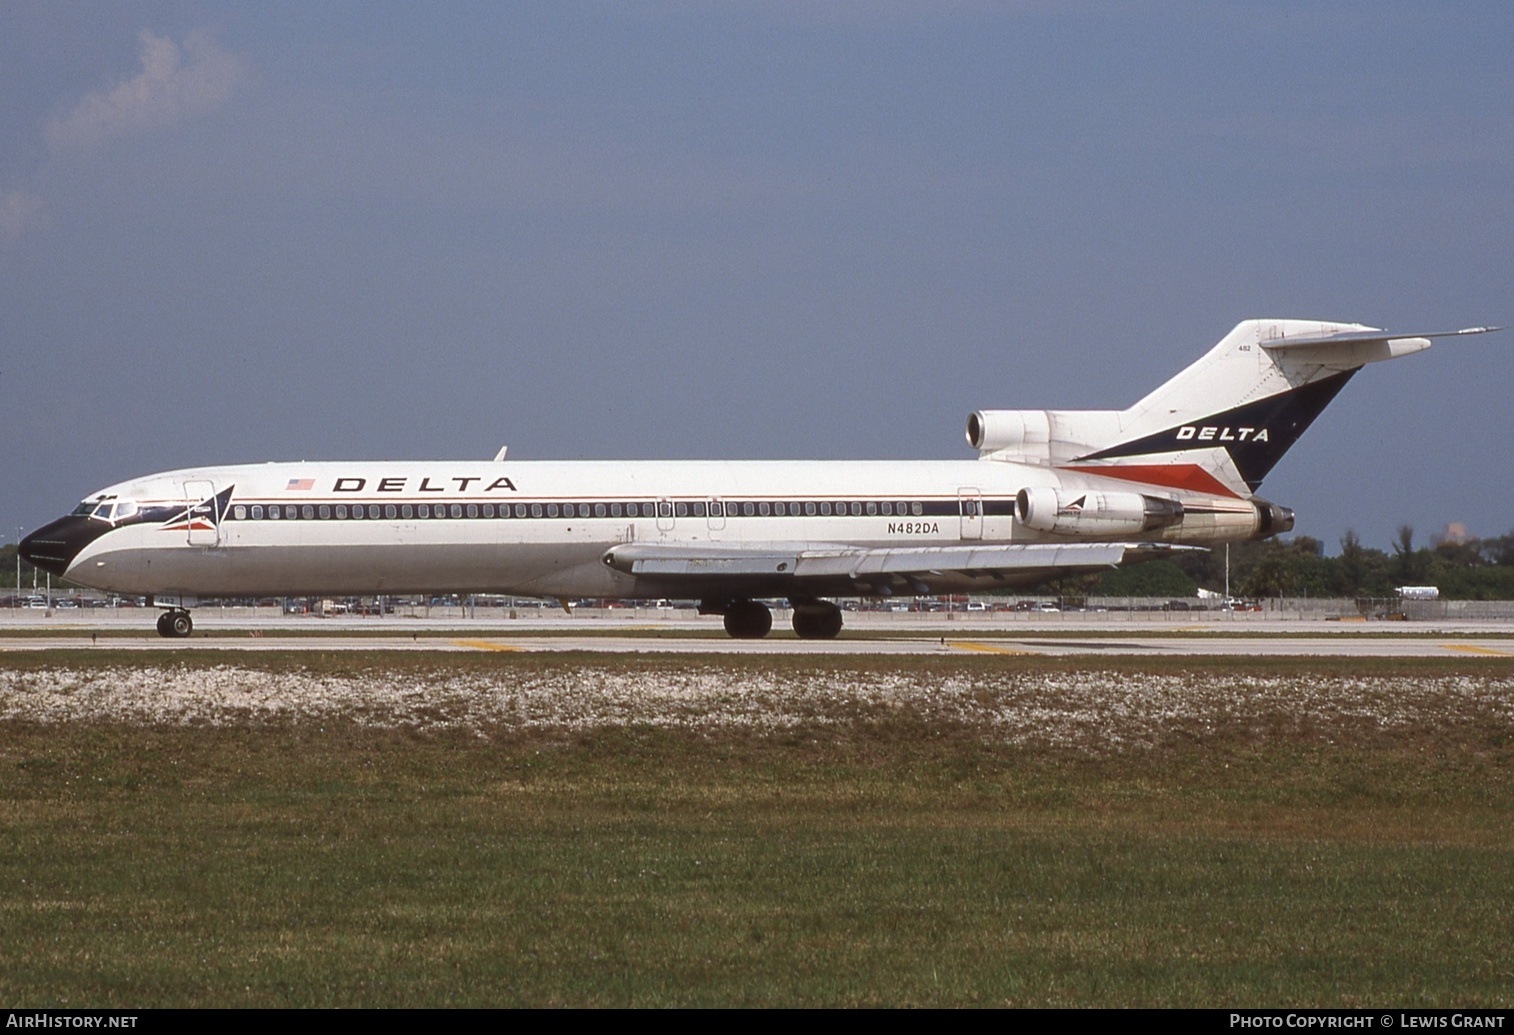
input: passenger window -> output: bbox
[659,502,673,518]
[233,506,246,520]
[911,502,923,516]
[319,505,331,519]
[466,504,478,518]
[303,505,315,520]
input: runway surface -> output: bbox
[4,631,1513,658]
[3,607,1513,657]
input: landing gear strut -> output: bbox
[791,600,843,640]
[721,599,773,639]
[155,609,193,638]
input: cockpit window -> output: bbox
[83,497,137,524]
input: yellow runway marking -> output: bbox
[1442,643,1514,657]
[948,640,1034,656]
[451,639,525,652]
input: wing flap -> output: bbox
[617,551,801,576]
[605,541,1194,584]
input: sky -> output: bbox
[3,1,1511,552]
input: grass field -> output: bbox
[2,652,1512,1007]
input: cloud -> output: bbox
[0,190,48,238]
[45,29,251,154]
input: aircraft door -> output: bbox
[183,480,221,546]
[707,499,726,538]
[656,499,675,534]
[958,487,984,541]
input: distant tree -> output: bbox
[1094,559,1197,598]
[1337,530,1366,596]
[1393,524,1430,584]
[1433,537,1483,568]
[1241,551,1296,598]
[1481,531,1514,567]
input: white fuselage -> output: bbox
[56,457,1259,601]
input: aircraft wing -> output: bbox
[602,540,1197,596]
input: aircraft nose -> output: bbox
[19,515,111,578]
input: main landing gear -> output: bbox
[155,609,193,638]
[704,598,844,640]
[791,600,844,640]
[722,599,773,639]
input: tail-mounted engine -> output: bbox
[966,408,1124,464]
[1016,486,1295,540]
[1016,487,1184,536]
[968,410,1052,454]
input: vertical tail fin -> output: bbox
[973,320,1493,497]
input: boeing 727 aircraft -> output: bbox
[21,319,1497,638]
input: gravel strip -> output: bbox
[3,665,1511,751]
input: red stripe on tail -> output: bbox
[1059,464,1241,498]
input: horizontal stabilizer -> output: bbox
[1259,326,1499,350]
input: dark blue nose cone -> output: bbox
[19,516,112,578]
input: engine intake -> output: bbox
[967,410,1051,453]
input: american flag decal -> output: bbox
[286,478,315,491]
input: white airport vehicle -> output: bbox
[21,320,1497,639]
